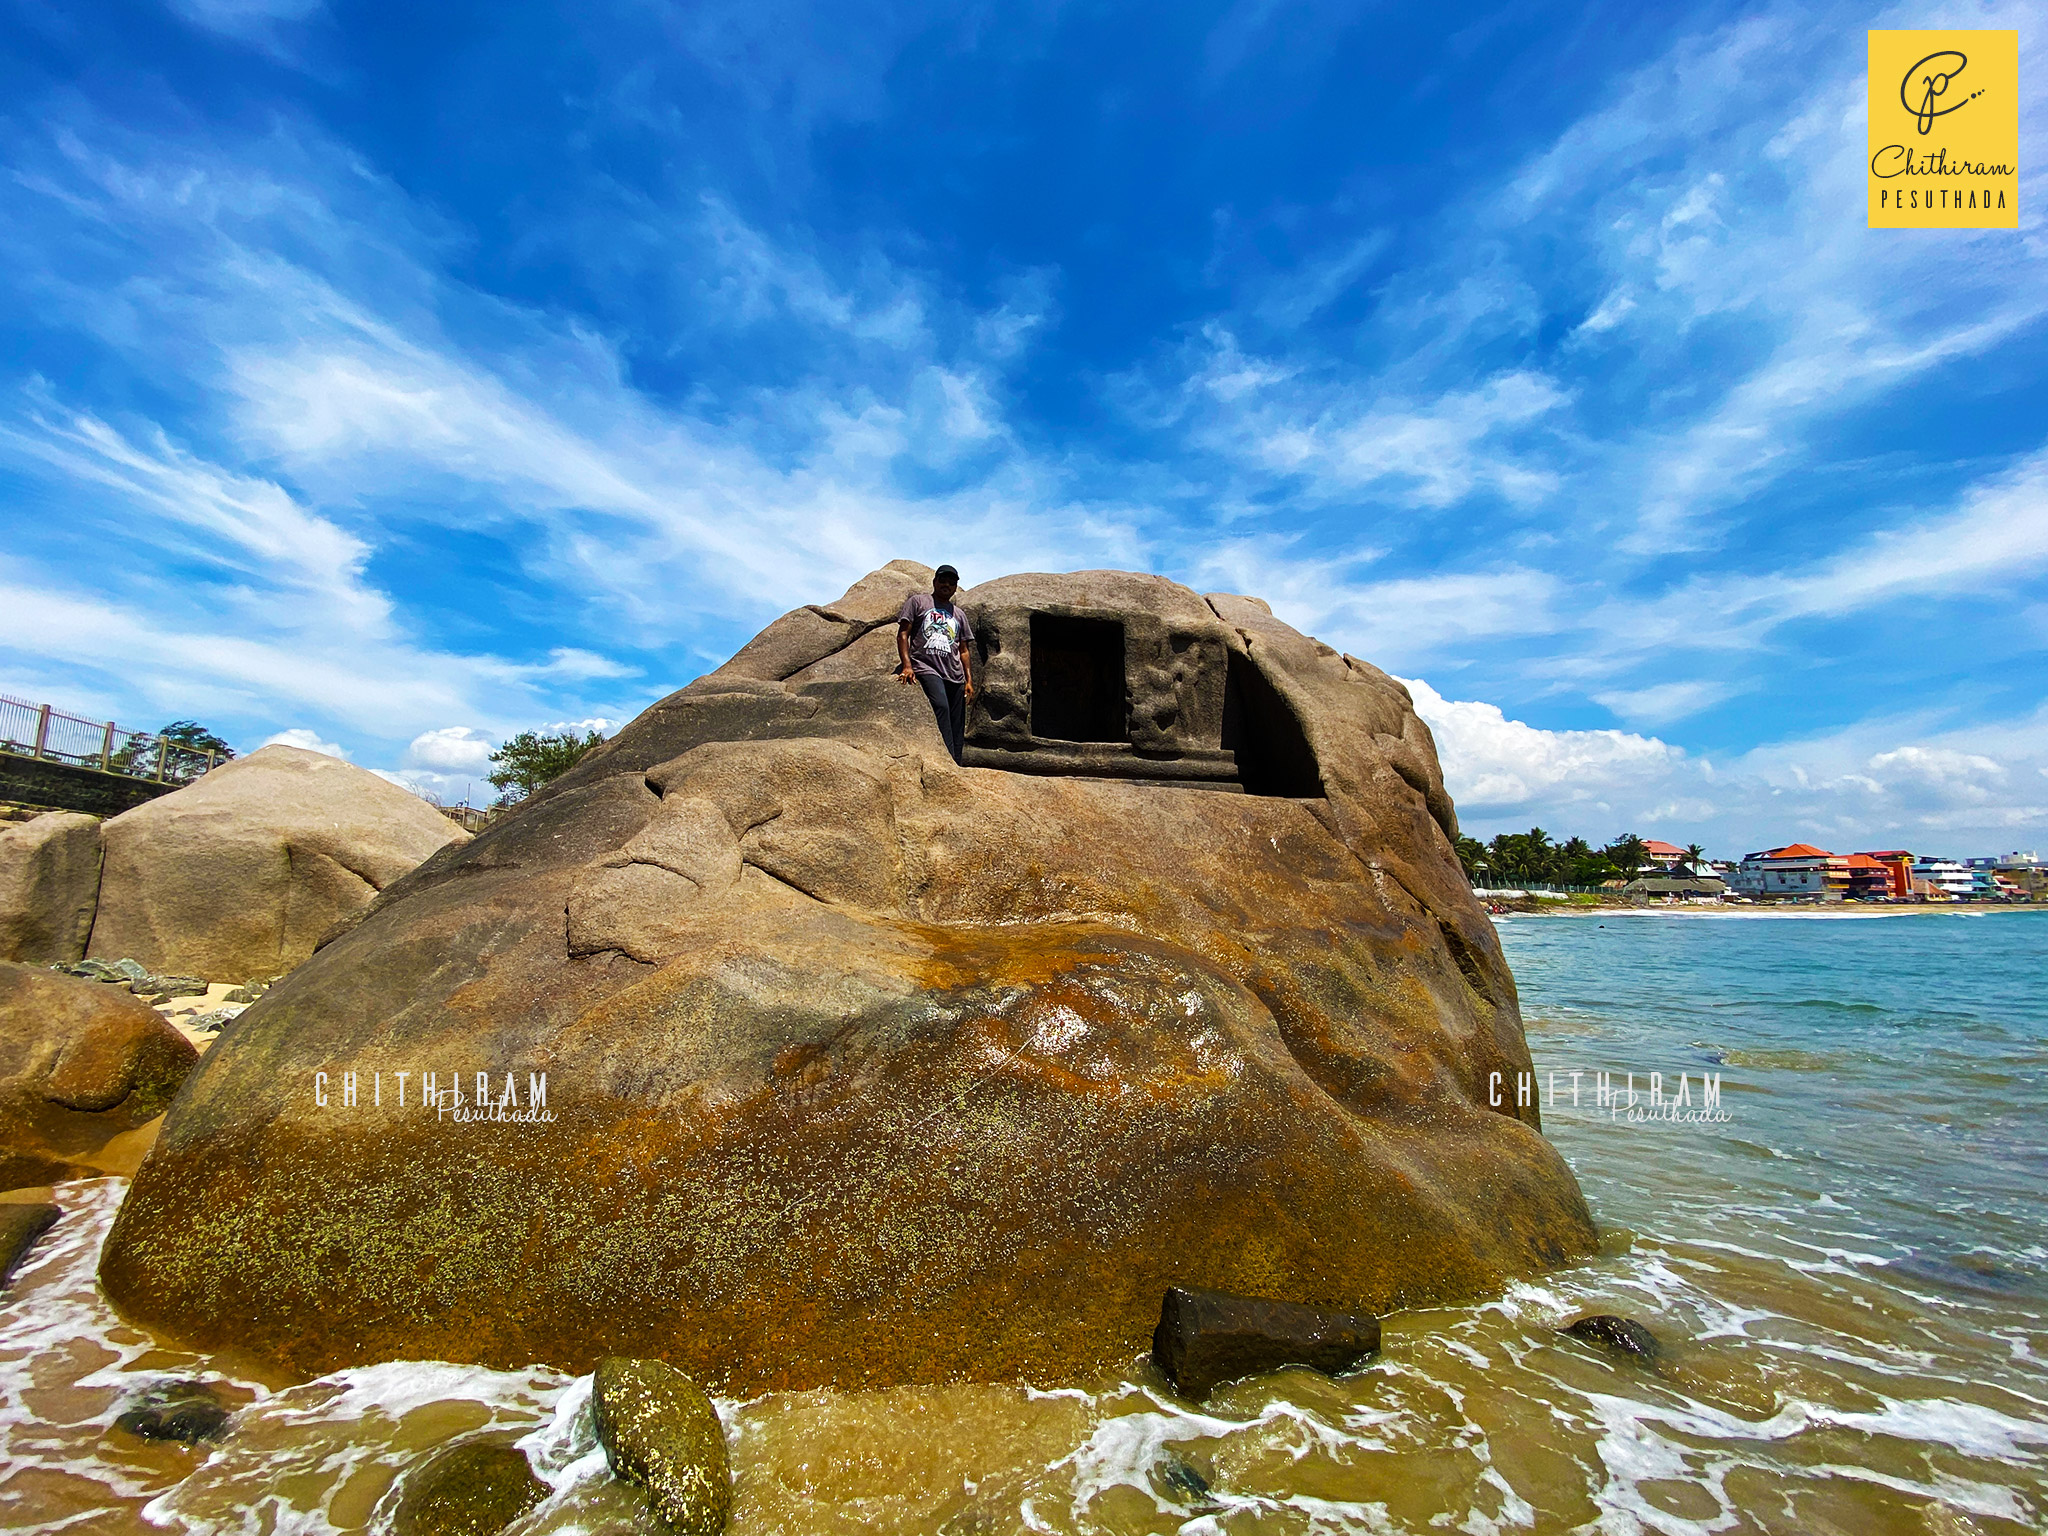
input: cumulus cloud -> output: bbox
[405,727,495,773]
[1412,678,2048,855]
[261,727,347,758]
[1403,677,1685,818]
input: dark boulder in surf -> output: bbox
[1564,1314,1662,1361]
[1151,1284,1381,1398]
[392,1441,549,1536]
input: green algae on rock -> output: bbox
[591,1357,732,1535]
[98,564,1596,1389]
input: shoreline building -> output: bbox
[1989,852,2044,900]
[1851,849,1915,900]
[1912,857,1974,900]
[1732,844,1852,901]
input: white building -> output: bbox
[1735,844,1849,899]
[1913,858,1974,899]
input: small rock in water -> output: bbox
[591,1357,732,1535]
[113,1379,232,1442]
[1151,1284,1381,1399]
[393,1441,549,1536]
[0,1203,59,1285]
[1160,1456,1211,1498]
[1564,1314,1661,1360]
[1891,1251,2039,1298]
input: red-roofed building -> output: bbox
[1852,850,1914,900]
[1641,839,1687,869]
[1731,844,1851,900]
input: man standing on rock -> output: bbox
[897,565,976,765]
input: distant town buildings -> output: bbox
[1680,843,2029,904]
[1731,844,1848,898]
[1468,835,2035,904]
[1912,858,1974,900]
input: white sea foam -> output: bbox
[0,1179,274,1514]
[144,1360,576,1536]
[1047,1385,1396,1522]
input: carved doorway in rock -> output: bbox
[1029,613,1126,743]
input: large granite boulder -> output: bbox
[100,565,1596,1387]
[0,812,102,964]
[0,962,197,1186]
[88,746,470,982]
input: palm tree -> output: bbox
[1683,842,1708,877]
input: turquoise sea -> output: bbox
[1503,908,2048,1533]
[3,907,2044,1533]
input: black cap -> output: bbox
[934,564,959,583]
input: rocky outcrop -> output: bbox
[1151,1285,1380,1399]
[591,1358,732,1535]
[0,962,197,1186]
[0,812,102,964]
[393,1441,549,1536]
[100,564,1596,1388]
[88,746,469,982]
[0,1202,60,1286]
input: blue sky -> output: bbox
[1,0,2042,857]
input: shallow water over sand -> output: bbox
[3,909,2044,1533]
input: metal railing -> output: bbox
[0,694,224,785]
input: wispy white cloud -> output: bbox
[1592,680,1742,729]
[1581,447,2048,665]
[0,102,1157,759]
[1189,537,1562,668]
[163,0,325,63]
[1247,369,1568,508]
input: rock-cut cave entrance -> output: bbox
[1221,650,1323,798]
[962,605,1324,799]
[1030,613,1126,743]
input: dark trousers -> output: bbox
[916,672,966,763]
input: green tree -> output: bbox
[1602,832,1650,880]
[109,719,235,782]
[1486,827,1559,885]
[1454,835,1486,881]
[1682,842,1708,876]
[488,728,604,804]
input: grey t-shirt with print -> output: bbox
[899,592,974,683]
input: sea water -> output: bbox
[2,908,2043,1534]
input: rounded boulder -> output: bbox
[88,745,469,982]
[100,565,1596,1389]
